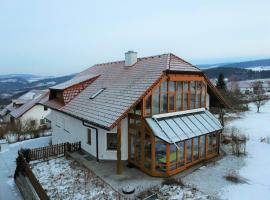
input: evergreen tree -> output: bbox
[216,73,227,90]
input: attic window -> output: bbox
[90,88,106,99]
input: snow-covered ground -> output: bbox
[31,157,120,200]
[183,102,270,200]
[0,136,51,200]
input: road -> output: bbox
[0,136,51,200]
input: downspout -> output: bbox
[82,121,99,162]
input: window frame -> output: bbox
[107,132,117,151]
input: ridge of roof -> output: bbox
[93,53,170,67]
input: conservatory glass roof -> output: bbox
[145,108,223,144]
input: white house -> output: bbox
[0,90,51,129]
[44,52,229,176]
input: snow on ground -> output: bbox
[157,184,209,200]
[0,136,51,200]
[183,101,270,200]
[31,157,119,200]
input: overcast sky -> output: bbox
[0,0,269,76]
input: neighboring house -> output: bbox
[44,51,229,177]
[0,90,51,129]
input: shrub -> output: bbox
[162,178,185,187]
[230,127,248,156]
[224,171,246,184]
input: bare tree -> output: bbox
[251,81,269,113]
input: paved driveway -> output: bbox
[0,136,51,200]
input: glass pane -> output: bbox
[135,102,142,115]
[190,93,196,109]
[144,133,151,169]
[145,95,151,115]
[161,93,167,113]
[183,81,189,110]
[169,94,175,112]
[190,81,196,109]
[169,144,177,170]
[200,135,205,158]
[161,81,167,93]
[176,82,182,111]
[201,83,206,107]
[177,141,185,167]
[135,131,142,163]
[196,93,201,108]
[152,88,160,114]
[155,141,167,173]
[130,132,135,160]
[183,81,189,92]
[183,93,188,110]
[186,139,192,163]
[193,137,199,160]
[168,81,176,92]
[212,132,218,152]
[207,133,213,154]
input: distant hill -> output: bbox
[220,59,270,69]
[0,74,75,105]
[199,58,270,70]
[204,67,270,81]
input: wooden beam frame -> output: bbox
[116,124,122,174]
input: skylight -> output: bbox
[90,88,106,99]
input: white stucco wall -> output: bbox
[49,110,128,160]
[20,105,51,127]
[2,114,11,123]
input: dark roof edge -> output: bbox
[38,102,111,131]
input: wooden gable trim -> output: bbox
[109,73,166,130]
[203,74,231,109]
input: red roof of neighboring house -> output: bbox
[9,90,49,119]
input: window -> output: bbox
[87,129,91,145]
[107,133,117,150]
[160,81,168,113]
[186,139,192,163]
[30,120,36,126]
[169,144,177,170]
[44,106,48,111]
[144,133,151,169]
[176,141,185,167]
[200,135,205,158]
[152,87,160,114]
[196,81,202,108]
[155,140,167,173]
[176,82,182,111]
[161,93,168,113]
[40,119,46,125]
[183,81,189,110]
[90,88,106,99]
[145,95,152,115]
[190,81,196,109]
[201,83,206,107]
[193,137,199,160]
